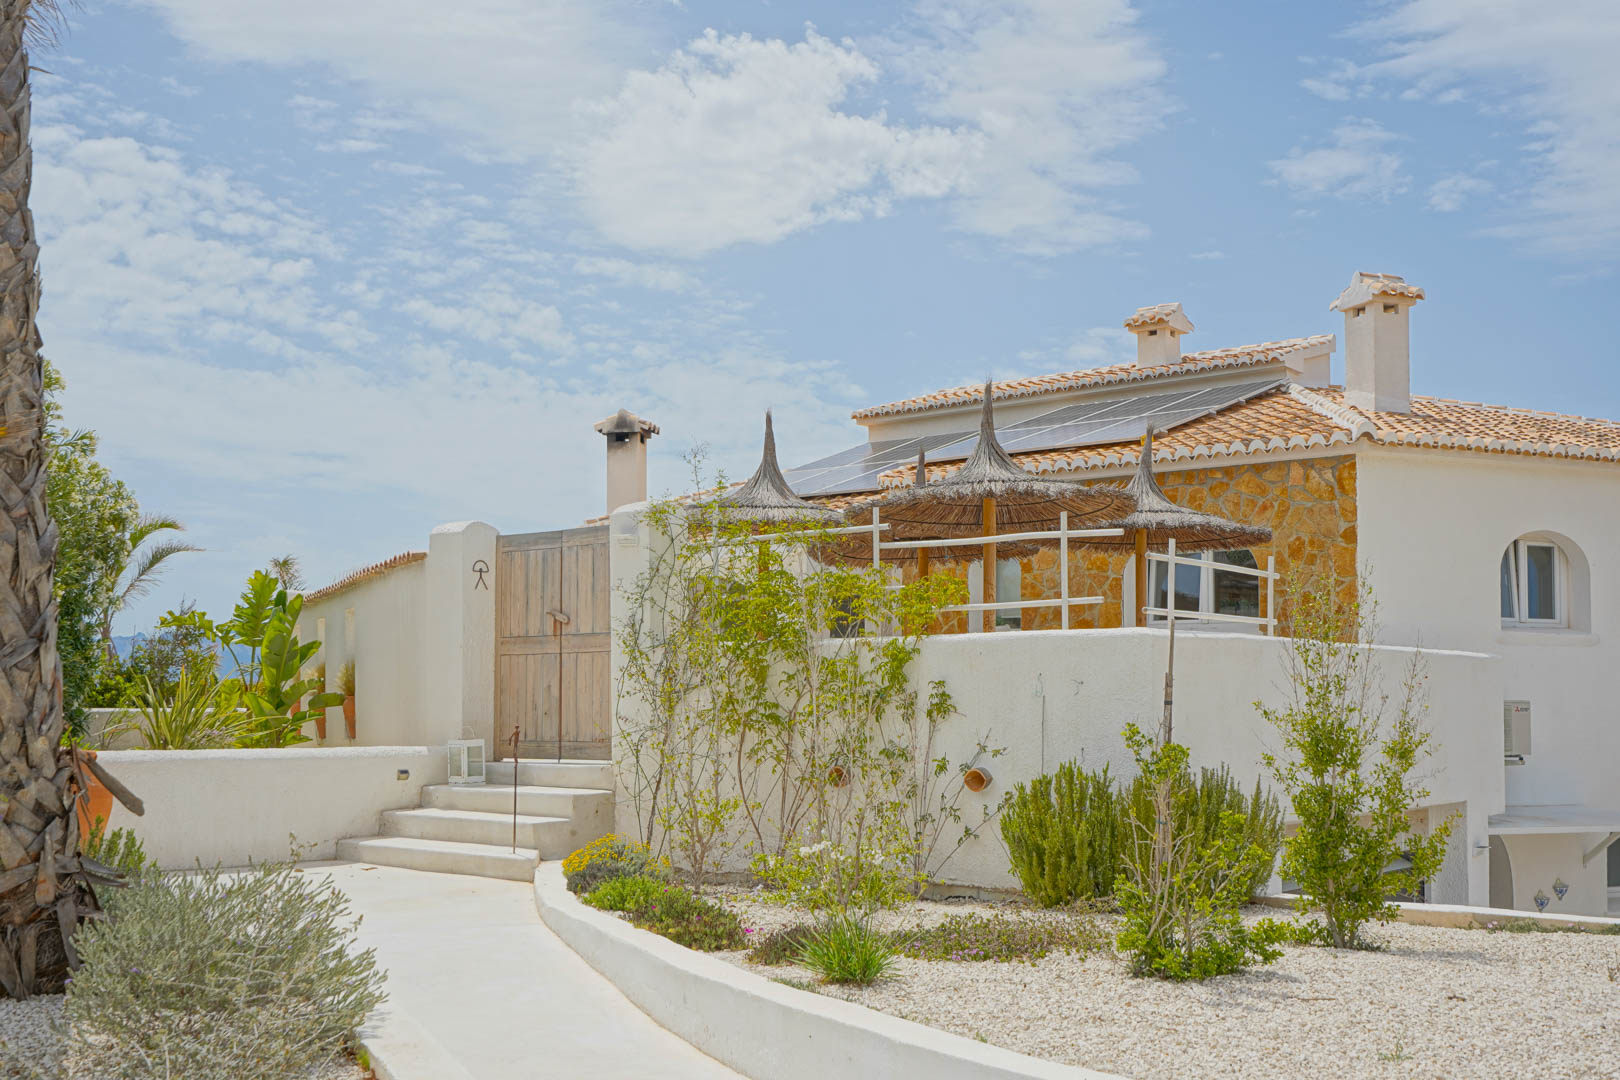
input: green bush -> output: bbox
[628,884,747,951]
[1114,724,1286,981]
[1001,762,1121,907]
[561,835,667,895]
[889,912,1108,964]
[745,923,819,966]
[59,860,386,1080]
[1004,759,1281,910]
[583,875,668,913]
[797,917,897,985]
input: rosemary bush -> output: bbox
[59,861,386,1080]
[1001,762,1122,907]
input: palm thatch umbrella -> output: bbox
[712,411,841,526]
[829,447,1043,569]
[1081,426,1272,627]
[1082,427,1272,745]
[844,383,1132,631]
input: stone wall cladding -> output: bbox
[1010,455,1359,633]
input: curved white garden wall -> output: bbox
[96,746,446,868]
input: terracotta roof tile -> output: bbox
[851,336,1331,420]
[305,551,426,603]
[855,385,1620,490]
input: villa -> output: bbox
[272,270,1619,921]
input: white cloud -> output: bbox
[1299,59,1368,102]
[1189,250,1226,261]
[130,0,656,161]
[1347,0,1620,257]
[893,0,1171,254]
[1427,172,1492,212]
[572,256,697,293]
[1268,118,1409,200]
[573,29,969,255]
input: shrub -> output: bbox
[1259,579,1454,949]
[583,875,667,913]
[1122,763,1282,903]
[628,883,748,951]
[1001,762,1121,907]
[797,917,897,985]
[745,923,819,966]
[1114,724,1286,980]
[60,860,386,1080]
[562,835,666,895]
[890,912,1108,963]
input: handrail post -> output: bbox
[871,506,882,571]
[1059,510,1069,630]
[1265,554,1276,636]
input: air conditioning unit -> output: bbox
[447,739,487,785]
[1503,700,1531,761]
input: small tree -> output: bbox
[1258,578,1453,949]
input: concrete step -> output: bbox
[485,760,613,789]
[337,836,538,882]
[380,807,568,853]
[423,783,612,821]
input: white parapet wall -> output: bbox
[297,520,498,752]
[96,746,447,868]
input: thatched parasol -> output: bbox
[712,411,842,526]
[830,447,1042,568]
[1080,426,1271,627]
[844,383,1132,630]
[1082,427,1272,747]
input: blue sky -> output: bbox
[37,0,1620,634]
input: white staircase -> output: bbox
[338,761,614,881]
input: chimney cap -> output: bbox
[594,408,659,440]
[1329,271,1425,312]
[1123,302,1194,336]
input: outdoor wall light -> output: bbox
[397,769,410,781]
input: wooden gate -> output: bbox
[495,525,612,760]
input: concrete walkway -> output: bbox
[310,861,743,1080]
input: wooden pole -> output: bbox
[917,547,930,579]
[981,496,997,633]
[1133,528,1149,628]
[1059,511,1069,630]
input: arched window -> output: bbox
[1150,549,1260,623]
[1500,538,1568,627]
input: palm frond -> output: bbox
[117,539,203,606]
[127,512,186,547]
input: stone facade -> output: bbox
[1006,454,1359,634]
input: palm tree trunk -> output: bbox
[0,0,103,997]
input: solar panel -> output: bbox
[784,376,1284,497]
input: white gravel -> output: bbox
[717,894,1620,1080]
[0,995,367,1079]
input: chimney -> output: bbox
[593,409,659,516]
[1124,303,1194,367]
[1329,272,1423,414]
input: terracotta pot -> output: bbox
[343,695,356,740]
[313,708,328,741]
[75,749,114,843]
[828,765,850,788]
[963,766,993,794]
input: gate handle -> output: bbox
[546,609,570,625]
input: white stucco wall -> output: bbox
[607,504,1502,903]
[1356,447,1620,813]
[1495,833,1609,918]
[297,521,497,752]
[95,746,446,868]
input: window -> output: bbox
[995,558,1023,630]
[1500,539,1566,626]
[1149,549,1260,623]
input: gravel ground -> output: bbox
[0,995,367,1079]
[716,892,1620,1080]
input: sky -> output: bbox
[36,0,1620,635]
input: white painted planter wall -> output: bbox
[97,746,446,868]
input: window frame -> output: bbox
[1500,538,1568,628]
[1147,548,1262,629]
